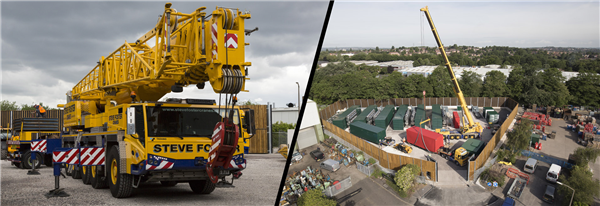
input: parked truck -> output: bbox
[52,3,256,198]
[6,118,61,168]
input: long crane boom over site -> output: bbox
[71,3,251,106]
[420,6,483,135]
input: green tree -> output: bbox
[375,46,379,52]
[558,165,600,206]
[240,100,257,105]
[459,71,483,97]
[297,189,336,206]
[566,71,600,108]
[540,67,570,106]
[481,71,508,97]
[1,100,19,111]
[428,66,454,97]
[507,65,525,102]
[406,74,432,98]
[272,121,296,132]
[506,119,532,154]
[572,147,600,168]
[395,165,416,192]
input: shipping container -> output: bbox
[333,105,361,129]
[461,139,484,155]
[406,126,444,152]
[414,104,426,128]
[453,111,460,129]
[354,105,377,124]
[431,104,443,130]
[374,105,396,129]
[393,105,409,130]
[483,107,494,119]
[350,121,386,144]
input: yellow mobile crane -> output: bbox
[58,3,256,198]
[420,6,483,138]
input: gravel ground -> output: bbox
[1,154,285,205]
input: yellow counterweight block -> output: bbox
[206,7,251,94]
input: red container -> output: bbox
[406,126,444,152]
[453,111,460,129]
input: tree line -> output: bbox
[320,46,600,73]
[309,61,600,108]
[0,100,54,111]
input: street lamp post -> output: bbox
[557,181,574,206]
[296,82,300,114]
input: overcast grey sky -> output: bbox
[324,1,599,48]
[1,1,328,109]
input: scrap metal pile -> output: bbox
[322,139,372,167]
[522,112,552,126]
[280,166,334,206]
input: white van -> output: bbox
[546,164,561,183]
[524,158,538,173]
[320,159,341,172]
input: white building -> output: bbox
[287,99,323,151]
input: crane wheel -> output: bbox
[82,166,92,185]
[189,180,216,194]
[22,151,42,169]
[108,146,133,198]
[91,165,108,189]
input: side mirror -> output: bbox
[242,109,255,136]
[127,107,136,135]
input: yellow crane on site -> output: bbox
[419,6,484,167]
[56,3,257,198]
[420,6,483,138]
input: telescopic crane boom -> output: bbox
[420,6,483,135]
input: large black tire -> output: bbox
[1,148,7,160]
[22,151,42,169]
[160,181,178,187]
[44,154,53,167]
[107,146,133,198]
[82,166,92,185]
[14,162,21,168]
[72,165,82,179]
[189,180,216,194]
[91,165,108,189]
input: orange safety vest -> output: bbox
[39,106,46,113]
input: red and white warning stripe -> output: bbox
[53,149,79,164]
[31,140,47,153]
[229,159,246,169]
[225,33,238,49]
[208,124,223,163]
[80,147,105,166]
[211,23,218,60]
[146,160,174,170]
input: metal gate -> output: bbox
[356,163,376,176]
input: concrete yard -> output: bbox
[1,154,284,205]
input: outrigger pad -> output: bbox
[27,170,41,175]
[45,188,70,198]
[215,181,235,188]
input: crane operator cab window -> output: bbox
[145,106,241,138]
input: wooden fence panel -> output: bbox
[241,105,269,154]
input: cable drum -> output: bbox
[220,67,244,94]
[221,8,236,30]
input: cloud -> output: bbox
[1,1,328,108]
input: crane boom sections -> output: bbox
[71,3,251,105]
[420,6,482,134]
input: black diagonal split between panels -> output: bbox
[274,1,335,206]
